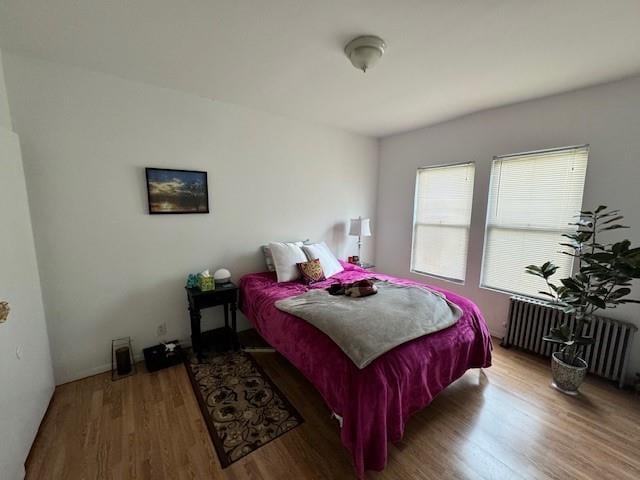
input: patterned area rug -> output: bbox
[185,351,303,467]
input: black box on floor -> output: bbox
[143,340,184,372]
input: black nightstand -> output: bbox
[186,283,238,357]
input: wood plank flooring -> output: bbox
[26,344,640,479]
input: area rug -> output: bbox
[185,351,303,467]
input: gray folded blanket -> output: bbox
[275,280,462,368]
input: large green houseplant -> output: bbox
[525,206,640,394]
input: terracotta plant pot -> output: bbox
[551,351,588,395]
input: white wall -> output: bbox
[0,50,55,480]
[377,76,640,382]
[0,50,11,131]
[3,54,379,385]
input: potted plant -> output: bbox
[525,206,640,394]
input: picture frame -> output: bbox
[145,168,209,214]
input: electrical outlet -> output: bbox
[157,322,167,337]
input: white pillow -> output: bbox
[268,242,308,282]
[302,242,344,278]
[262,241,303,272]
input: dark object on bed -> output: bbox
[327,278,377,297]
[345,279,378,297]
[143,340,184,372]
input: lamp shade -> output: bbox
[349,217,372,237]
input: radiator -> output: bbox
[502,296,637,388]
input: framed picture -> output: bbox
[145,168,209,214]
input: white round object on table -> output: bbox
[213,268,231,285]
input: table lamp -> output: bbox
[349,216,372,265]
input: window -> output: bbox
[481,145,589,297]
[411,162,475,283]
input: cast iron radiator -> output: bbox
[502,296,637,388]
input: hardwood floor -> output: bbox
[26,344,640,480]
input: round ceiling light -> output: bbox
[344,35,386,73]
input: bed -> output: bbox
[239,261,492,477]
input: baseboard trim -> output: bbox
[56,338,193,386]
[57,352,146,386]
[489,329,504,340]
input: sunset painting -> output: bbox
[145,168,209,214]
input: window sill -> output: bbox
[410,269,465,286]
[478,283,547,301]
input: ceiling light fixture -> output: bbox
[344,35,386,73]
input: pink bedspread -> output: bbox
[239,262,492,477]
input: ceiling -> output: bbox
[1,0,640,137]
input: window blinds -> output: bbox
[411,162,475,282]
[481,145,589,297]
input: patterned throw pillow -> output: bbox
[297,258,326,284]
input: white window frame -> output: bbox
[410,161,476,284]
[479,144,589,298]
